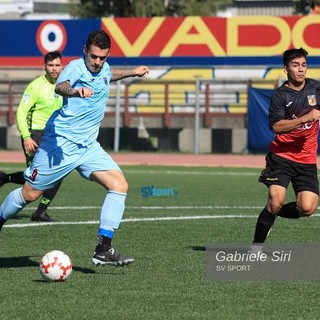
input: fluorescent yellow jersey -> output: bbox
[16,75,62,139]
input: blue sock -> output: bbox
[99,191,127,239]
[0,188,26,221]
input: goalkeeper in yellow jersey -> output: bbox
[0,51,63,222]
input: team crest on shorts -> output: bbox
[307,95,317,106]
[30,168,38,181]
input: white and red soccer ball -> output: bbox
[39,250,72,282]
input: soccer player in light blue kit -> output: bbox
[0,30,149,267]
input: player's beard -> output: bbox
[91,64,102,73]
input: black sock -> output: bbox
[34,182,62,214]
[34,197,52,214]
[8,172,25,184]
[253,208,276,243]
[0,172,10,184]
[95,235,112,252]
[277,202,300,219]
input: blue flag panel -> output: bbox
[247,87,274,153]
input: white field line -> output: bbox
[2,215,262,228]
[20,205,320,211]
[21,205,264,210]
[3,205,262,228]
[4,213,320,229]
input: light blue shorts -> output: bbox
[24,135,121,191]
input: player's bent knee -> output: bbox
[267,203,283,215]
[300,209,316,217]
[103,178,128,193]
[110,173,128,193]
[112,180,128,193]
[298,204,317,217]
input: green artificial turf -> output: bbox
[0,163,319,320]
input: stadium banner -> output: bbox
[1,15,320,67]
[247,86,274,153]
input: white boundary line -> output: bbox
[21,205,264,210]
[3,214,257,228]
[3,213,320,229]
[19,205,320,210]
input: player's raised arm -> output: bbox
[110,66,149,82]
[55,80,94,98]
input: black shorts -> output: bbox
[259,152,319,195]
[21,130,44,167]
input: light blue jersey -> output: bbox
[23,57,120,191]
[45,57,112,146]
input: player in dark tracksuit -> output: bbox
[252,47,320,245]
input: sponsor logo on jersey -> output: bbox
[286,101,293,107]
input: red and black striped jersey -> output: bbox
[269,78,320,164]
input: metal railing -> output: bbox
[0,78,278,127]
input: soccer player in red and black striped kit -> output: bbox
[252,47,320,247]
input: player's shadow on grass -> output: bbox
[0,256,38,268]
[11,213,30,220]
[0,256,95,273]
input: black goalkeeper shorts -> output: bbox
[21,129,44,167]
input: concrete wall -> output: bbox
[3,126,248,154]
[6,125,21,150]
[179,128,211,153]
[178,128,247,154]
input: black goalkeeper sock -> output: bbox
[253,208,276,243]
[277,202,300,219]
[8,171,25,185]
[35,197,52,214]
[0,172,10,184]
[34,182,62,214]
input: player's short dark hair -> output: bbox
[85,30,111,51]
[283,47,308,67]
[44,51,62,64]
